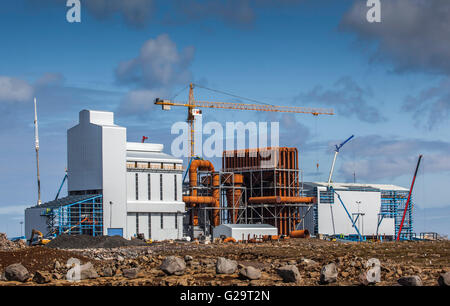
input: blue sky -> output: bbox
[0,0,449,237]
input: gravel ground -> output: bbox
[0,238,448,286]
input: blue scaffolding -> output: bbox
[40,195,103,237]
[380,190,413,240]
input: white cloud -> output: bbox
[0,76,34,103]
[115,34,194,89]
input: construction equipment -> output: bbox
[327,135,354,235]
[397,154,422,241]
[155,83,334,157]
[34,98,42,206]
[61,217,91,235]
[55,170,68,200]
[29,229,51,246]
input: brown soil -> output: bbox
[0,247,96,274]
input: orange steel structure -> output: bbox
[182,159,245,229]
[223,147,316,236]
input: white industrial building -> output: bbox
[301,182,412,239]
[25,110,185,241]
[213,224,278,241]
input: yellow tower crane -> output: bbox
[155,83,334,157]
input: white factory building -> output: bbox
[25,110,184,241]
[301,182,412,239]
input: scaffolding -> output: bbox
[380,190,413,240]
[40,195,103,237]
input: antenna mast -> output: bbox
[34,98,41,206]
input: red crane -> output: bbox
[396,154,423,241]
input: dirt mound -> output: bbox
[45,234,147,249]
[0,233,26,251]
[0,247,93,274]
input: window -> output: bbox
[135,173,139,200]
[160,213,164,229]
[160,174,163,201]
[136,213,139,235]
[174,175,177,201]
[147,174,151,200]
[175,213,178,229]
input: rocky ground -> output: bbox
[0,237,449,286]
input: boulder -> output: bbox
[122,268,139,279]
[438,272,450,286]
[359,266,381,286]
[239,266,261,280]
[184,255,193,262]
[216,257,238,274]
[103,267,114,277]
[80,262,99,280]
[397,275,423,286]
[5,263,29,282]
[276,265,301,283]
[160,256,186,276]
[33,271,52,284]
[320,263,338,284]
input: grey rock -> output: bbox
[301,258,319,268]
[80,262,99,280]
[122,268,139,279]
[320,263,338,284]
[239,266,261,280]
[160,256,186,276]
[0,272,7,281]
[103,267,114,277]
[216,257,238,274]
[5,263,29,282]
[438,272,450,286]
[397,275,423,286]
[33,271,52,284]
[54,261,61,270]
[359,266,381,286]
[184,255,193,262]
[276,265,301,283]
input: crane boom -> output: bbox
[155,83,334,157]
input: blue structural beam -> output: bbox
[331,187,363,241]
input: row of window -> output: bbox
[127,161,183,171]
[134,174,178,201]
[135,212,179,239]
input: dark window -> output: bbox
[160,213,164,229]
[160,174,163,201]
[136,213,139,236]
[135,173,139,200]
[174,175,177,201]
[147,174,151,200]
[175,213,178,229]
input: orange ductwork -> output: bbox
[290,229,310,239]
[225,174,243,223]
[183,159,221,226]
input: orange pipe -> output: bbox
[186,159,220,227]
[248,196,315,204]
[183,196,215,204]
[290,229,310,239]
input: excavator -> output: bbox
[28,229,52,246]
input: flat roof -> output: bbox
[26,194,101,209]
[305,182,408,192]
[216,224,277,229]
